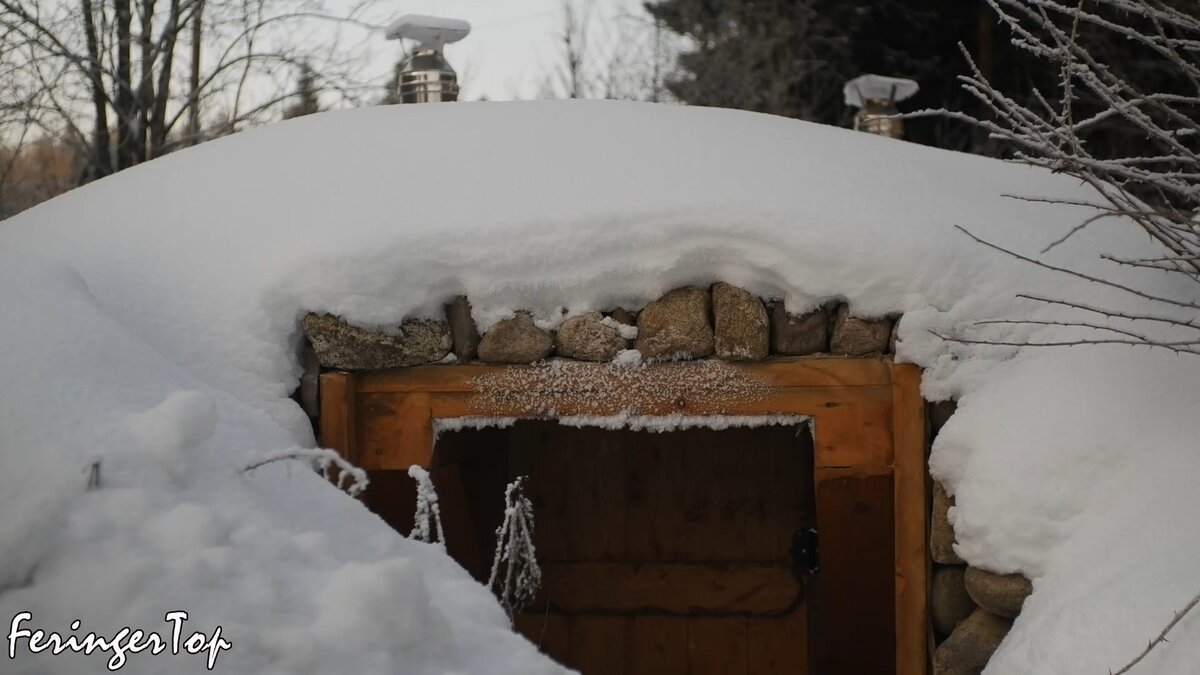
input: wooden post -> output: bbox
[319,371,358,463]
[891,363,929,675]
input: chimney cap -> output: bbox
[843,74,919,108]
[385,15,471,50]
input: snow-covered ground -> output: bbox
[1,100,1197,674]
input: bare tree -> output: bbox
[0,0,385,181]
[541,0,677,102]
[917,0,1200,356]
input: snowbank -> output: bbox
[1,100,1197,673]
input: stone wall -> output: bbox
[928,402,1033,675]
[297,283,899,417]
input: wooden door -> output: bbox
[435,422,814,675]
[321,359,929,675]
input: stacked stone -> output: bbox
[301,283,898,371]
[929,402,1034,675]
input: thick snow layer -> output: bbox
[1,99,1198,673]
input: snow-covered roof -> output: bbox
[1,100,1197,673]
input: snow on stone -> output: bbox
[0,99,1197,673]
[600,315,638,339]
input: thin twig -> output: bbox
[1111,591,1200,675]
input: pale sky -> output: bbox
[349,0,647,101]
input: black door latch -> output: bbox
[791,527,819,576]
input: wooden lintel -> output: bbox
[355,356,894,394]
[424,385,890,421]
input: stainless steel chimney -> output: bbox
[399,49,460,103]
[385,15,471,104]
[843,75,919,139]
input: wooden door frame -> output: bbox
[319,357,927,675]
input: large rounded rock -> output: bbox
[634,287,714,359]
[302,313,450,370]
[770,302,828,355]
[830,304,894,355]
[934,609,1011,675]
[712,283,768,360]
[478,312,554,363]
[932,482,966,565]
[964,567,1033,619]
[555,312,627,362]
[932,566,977,637]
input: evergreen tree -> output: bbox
[642,0,1020,151]
[283,63,322,119]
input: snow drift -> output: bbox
[1,100,1197,673]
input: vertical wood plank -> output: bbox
[743,427,781,563]
[684,429,746,562]
[565,427,626,561]
[624,428,657,560]
[570,615,629,675]
[392,392,433,469]
[810,468,895,675]
[596,431,628,560]
[357,392,433,470]
[658,434,688,562]
[628,616,687,675]
[534,424,570,562]
[891,363,929,675]
[430,463,485,579]
[318,372,357,462]
[747,605,809,674]
[515,609,571,668]
[687,617,747,675]
[565,428,603,560]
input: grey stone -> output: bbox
[829,304,894,355]
[477,312,554,364]
[712,282,768,361]
[932,566,977,638]
[932,482,966,565]
[555,312,627,362]
[445,295,480,362]
[964,567,1033,619]
[770,302,829,355]
[933,609,1011,675]
[634,287,714,359]
[302,313,450,370]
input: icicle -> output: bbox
[407,465,445,549]
[487,476,542,620]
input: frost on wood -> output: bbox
[554,412,809,432]
[433,416,519,441]
[488,476,541,621]
[408,465,445,549]
[241,448,368,497]
[466,359,777,417]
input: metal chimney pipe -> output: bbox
[399,49,460,103]
[385,15,471,104]
[843,74,919,140]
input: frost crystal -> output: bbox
[488,476,541,620]
[407,465,445,549]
